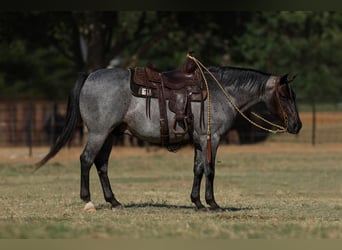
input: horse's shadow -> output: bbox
[96,202,254,212]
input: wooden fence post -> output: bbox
[311,99,316,146]
[26,103,33,157]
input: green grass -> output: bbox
[0,147,341,238]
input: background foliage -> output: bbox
[0,11,341,103]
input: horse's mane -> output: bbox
[207,66,271,94]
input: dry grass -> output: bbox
[0,143,341,239]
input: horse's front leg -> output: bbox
[190,145,205,210]
[204,158,221,210]
[204,140,222,210]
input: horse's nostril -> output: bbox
[298,122,302,131]
[287,121,302,134]
[294,121,302,133]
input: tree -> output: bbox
[3,11,342,104]
[0,11,250,99]
[230,11,342,103]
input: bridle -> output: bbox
[272,78,289,132]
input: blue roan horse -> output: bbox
[37,62,302,211]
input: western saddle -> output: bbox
[130,54,206,146]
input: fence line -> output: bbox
[269,111,342,144]
[1,99,342,148]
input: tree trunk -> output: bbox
[86,12,106,71]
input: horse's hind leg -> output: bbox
[94,132,123,209]
[80,132,110,211]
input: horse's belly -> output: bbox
[124,98,192,144]
[126,117,192,144]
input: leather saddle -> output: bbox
[130,56,207,146]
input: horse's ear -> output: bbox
[279,74,289,85]
[287,74,297,83]
[280,74,296,85]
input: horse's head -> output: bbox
[265,74,302,134]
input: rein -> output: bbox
[187,54,288,162]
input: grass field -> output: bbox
[0,144,341,239]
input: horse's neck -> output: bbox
[208,68,274,112]
[223,83,264,112]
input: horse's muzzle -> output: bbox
[287,120,302,134]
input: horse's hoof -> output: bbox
[193,201,206,211]
[209,207,225,212]
[196,206,209,212]
[207,201,224,212]
[112,204,125,211]
[84,201,96,212]
[209,204,225,212]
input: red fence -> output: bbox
[0,99,68,146]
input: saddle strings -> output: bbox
[187,54,287,135]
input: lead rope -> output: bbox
[187,54,287,151]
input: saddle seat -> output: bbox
[157,57,200,89]
[130,55,206,146]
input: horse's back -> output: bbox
[85,67,130,88]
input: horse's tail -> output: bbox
[35,72,88,171]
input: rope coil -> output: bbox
[187,53,212,163]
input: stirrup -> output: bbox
[172,117,188,135]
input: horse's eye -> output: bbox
[280,94,288,100]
